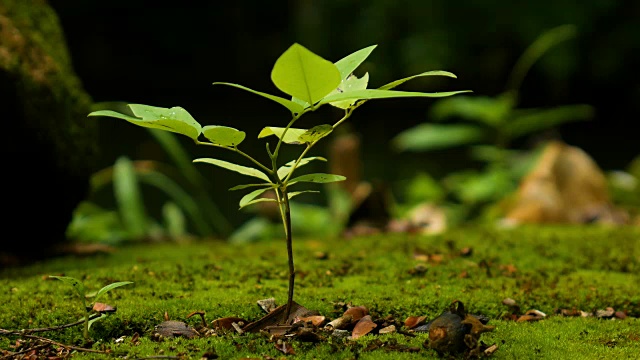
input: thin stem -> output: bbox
[280,188,295,322]
[196,141,273,174]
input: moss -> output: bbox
[1,225,639,358]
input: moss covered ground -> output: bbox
[1,225,639,359]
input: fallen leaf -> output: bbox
[404,315,428,330]
[92,302,116,313]
[257,298,277,313]
[344,306,368,323]
[243,301,313,333]
[351,315,377,339]
[154,321,198,339]
[296,315,326,327]
[274,341,295,355]
[211,317,248,331]
[516,309,546,322]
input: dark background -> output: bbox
[48,0,640,228]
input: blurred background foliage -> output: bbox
[48,0,639,243]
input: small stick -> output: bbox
[0,313,102,335]
[0,343,48,360]
[20,334,105,354]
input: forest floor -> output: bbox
[1,225,639,359]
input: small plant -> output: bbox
[49,276,133,342]
[89,43,467,320]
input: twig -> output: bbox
[20,334,105,354]
[0,313,102,335]
[0,343,48,360]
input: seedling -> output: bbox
[89,43,467,320]
[49,276,133,341]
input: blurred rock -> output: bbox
[502,141,628,225]
[0,0,98,262]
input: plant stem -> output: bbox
[281,188,295,322]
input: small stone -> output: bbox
[331,329,350,338]
[614,311,627,320]
[379,325,396,334]
[595,307,615,319]
[502,298,517,307]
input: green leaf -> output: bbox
[298,124,333,143]
[258,127,308,145]
[288,190,319,199]
[277,156,327,179]
[113,156,147,238]
[239,188,274,209]
[202,126,246,146]
[163,202,186,238]
[229,183,273,191]
[88,314,107,330]
[504,104,594,139]
[239,198,277,210]
[193,158,270,181]
[89,104,202,141]
[213,82,304,115]
[328,73,370,109]
[92,281,133,302]
[334,45,377,80]
[429,94,514,127]
[291,96,311,110]
[318,89,471,105]
[49,276,86,299]
[271,43,341,105]
[392,123,487,152]
[289,173,346,185]
[379,71,458,90]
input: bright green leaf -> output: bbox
[93,281,134,302]
[505,104,594,139]
[49,276,86,299]
[239,198,277,210]
[277,156,327,179]
[239,188,274,209]
[319,89,471,105]
[378,71,458,90]
[298,124,333,143]
[258,127,308,145]
[329,73,370,109]
[271,43,341,105]
[202,125,246,146]
[89,104,202,141]
[193,158,270,181]
[334,45,377,80]
[229,183,273,191]
[213,82,304,115]
[289,173,346,185]
[392,123,487,152]
[288,190,319,199]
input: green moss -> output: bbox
[1,225,639,358]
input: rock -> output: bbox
[502,141,628,225]
[0,0,98,262]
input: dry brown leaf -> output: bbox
[351,315,377,339]
[344,306,368,323]
[211,317,247,331]
[296,315,326,327]
[404,315,428,329]
[503,141,628,225]
[154,320,198,339]
[92,302,116,313]
[274,341,295,355]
